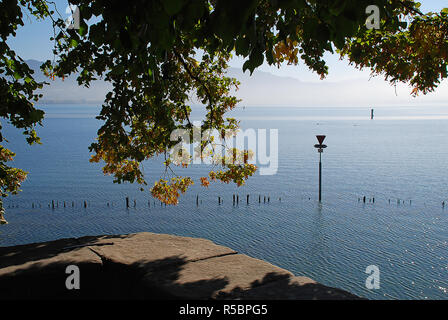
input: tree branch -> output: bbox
[398,0,424,16]
[173,49,215,128]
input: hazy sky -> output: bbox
[7,0,448,106]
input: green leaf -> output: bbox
[235,36,250,56]
[70,38,78,47]
[78,23,88,36]
[243,46,264,74]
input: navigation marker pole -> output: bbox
[314,135,327,203]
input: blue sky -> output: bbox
[7,0,448,102]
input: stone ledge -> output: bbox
[0,232,362,300]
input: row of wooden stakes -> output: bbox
[7,200,89,209]
[209,194,281,206]
[358,196,411,205]
[7,195,283,209]
[12,196,447,209]
[359,196,448,207]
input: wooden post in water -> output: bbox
[371,109,374,120]
[126,197,129,208]
[196,195,199,207]
[247,195,249,205]
[84,201,87,208]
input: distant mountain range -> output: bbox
[26,59,111,105]
[26,60,448,107]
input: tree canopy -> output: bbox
[1,0,447,223]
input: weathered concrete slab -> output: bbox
[0,246,102,276]
[0,239,104,299]
[0,232,361,300]
[88,232,237,267]
[142,253,295,299]
[0,237,84,269]
[0,237,103,275]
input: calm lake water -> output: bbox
[1,104,448,300]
